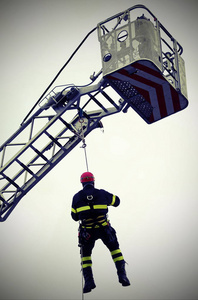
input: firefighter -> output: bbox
[71,172,130,293]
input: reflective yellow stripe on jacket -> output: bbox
[93,205,107,210]
[72,204,107,214]
[76,206,90,213]
[111,195,116,206]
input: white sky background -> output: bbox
[0,0,198,299]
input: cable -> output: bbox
[80,244,85,300]
[83,146,89,172]
[20,26,97,126]
[79,118,89,172]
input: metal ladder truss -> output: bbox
[0,78,127,221]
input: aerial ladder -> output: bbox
[0,5,188,221]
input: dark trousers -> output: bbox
[79,225,124,269]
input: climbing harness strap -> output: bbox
[81,215,108,229]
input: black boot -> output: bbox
[116,261,130,286]
[82,267,96,293]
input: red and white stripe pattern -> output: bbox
[106,60,188,124]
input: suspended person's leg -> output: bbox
[101,225,130,286]
[79,228,96,293]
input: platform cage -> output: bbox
[97,4,188,123]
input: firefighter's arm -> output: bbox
[71,196,79,221]
[110,194,120,207]
[71,206,79,221]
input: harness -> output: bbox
[78,193,110,246]
[81,215,109,229]
[81,194,109,229]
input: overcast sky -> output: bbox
[0,1,198,299]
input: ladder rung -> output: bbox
[1,172,22,190]
[16,159,36,177]
[88,93,108,112]
[100,90,119,109]
[30,145,51,163]
[45,132,64,148]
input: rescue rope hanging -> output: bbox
[82,143,89,172]
[80,241,85,300]
[79,117,89,172]
[79,110,89,299]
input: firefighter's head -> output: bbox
[80,172,95,186]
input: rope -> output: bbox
[20,26,97,126]
[79,117,89,172]
[80,243,85,300]
[81,271,84,300]
[79,114,89,299]
[84,147,89,172]
[78,220,84,300]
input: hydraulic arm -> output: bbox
[0,5,188,221]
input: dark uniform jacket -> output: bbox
[71,184,120,227]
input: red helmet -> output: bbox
[80,172,95,183]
